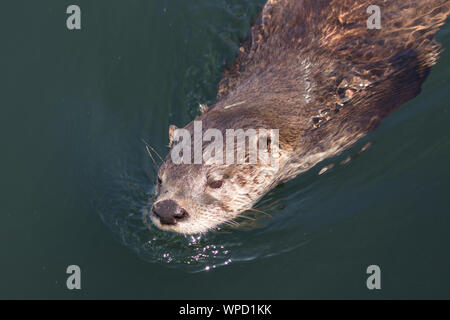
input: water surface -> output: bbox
[1,0,450,298]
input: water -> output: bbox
[1,0,449,299]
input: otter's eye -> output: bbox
[208,180,223,189]
[157,177,162,185]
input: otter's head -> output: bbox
[149,123,281,234]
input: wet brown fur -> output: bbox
[153,0,450,234]
[215,0,449,151]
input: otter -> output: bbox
[150,0,450,234]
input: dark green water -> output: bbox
[1,0,450,299]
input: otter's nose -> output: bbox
[152,200,189,225]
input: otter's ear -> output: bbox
[168,125,178,148]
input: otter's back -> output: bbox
[210,0,448,157]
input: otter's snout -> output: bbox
[152,200,189,225]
